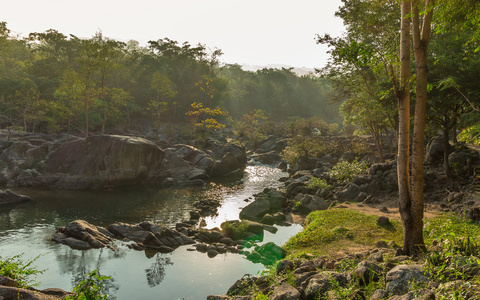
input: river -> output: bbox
[0,165,302,300]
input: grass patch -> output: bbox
[283,209,403,258]
[423,214,480,243]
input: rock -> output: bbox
[0,189,31,206]
[207,249,219,258]
[304,272,348,299]
[276,259,295,274]
[386,288,435,299]
[354,261,383,285]
[369,252,384,263]
[273,212,286,224]
[209,143,247,177]
[277,161,288,172]
[45,135,165,189]
[386,265,429,295]
[195,243,208,253]
[425,136,449,163]
[370,289,389,300]
[207,296,232,300]
[261,214,275,225]
[239,198,270,221]
[335,183,361,201]
[375,240,389,248]
[377,216,391,226]
[301,195,328,212]
[0,286,74,300]
[52,220,113,250]
[253,151,281,165]
[269,283,300,300]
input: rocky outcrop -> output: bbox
[0,131,247,189]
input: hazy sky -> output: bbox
[2,0,345,69]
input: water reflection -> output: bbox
[145,254,173,287]
[0,165,301,299]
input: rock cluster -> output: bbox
[53,220,195,252]
[208,241,480,300]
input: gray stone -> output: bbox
[269,283,300,300]
[386,265,429,295]
[304,272,348,300]
[239,198,270,221]
[354,261,383,285]
[370,289,389,300]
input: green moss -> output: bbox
[283,209,403,258]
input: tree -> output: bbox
[396,0,435,255]
[185,102,228,141]
[148,72,177,130]
[12,88,47,132]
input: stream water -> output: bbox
[0,165,302,300]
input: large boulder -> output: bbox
[209,143,247,177]
[425,136,450,163]
[45,135,165,189]
[239,198,271,221]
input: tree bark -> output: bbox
[398,0,413,255]
[398,0,435,255]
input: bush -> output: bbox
[328,159,368,183]
[67,270,112,300]
[281,136,338,165]
[0,254,44,288]
[306,177,332,191]
[221,221,249,240]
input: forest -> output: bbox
[0,21,340,138]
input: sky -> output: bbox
[2,0,345,69]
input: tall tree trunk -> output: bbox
[398,0,414,255]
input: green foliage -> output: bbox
[233,109,269,149]
[458,125,480,145]
[328,159,368,183]
[66,270,112,300]
[221,221,250,240]
[0,254,44,288]
[423,215,480,243]
[306,177,332,191]
[281,137,338,165]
